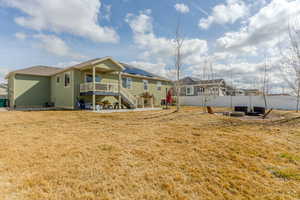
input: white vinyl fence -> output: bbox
[179,96,299,111]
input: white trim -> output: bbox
[122,73,171,82]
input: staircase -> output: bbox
[119,88,137,109]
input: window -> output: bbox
[122,77,132,89]
[56,76,60,84]
[64,72,71,87]
[157,81,162,91]
[126,77,132,89]
[186,86,194,96]
[85,74,101,83]
[143,80,148,91]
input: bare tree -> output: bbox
[174,19,185,112]
[262,54,270,110]
[279,20,300,112]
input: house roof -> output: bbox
[5,57,171,82]
[121,63,170,81]
[5,65,62,78]
[55,57,125,74]
[122,63,156,77]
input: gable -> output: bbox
[94,59,123,72]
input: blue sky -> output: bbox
[0,0,300,92]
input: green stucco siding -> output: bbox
[122,75,172,106]
[51,70,75,109]
[73,69,81,107]
[14,74,50,107]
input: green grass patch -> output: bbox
[271,168,300,181]
[279,153,300,163]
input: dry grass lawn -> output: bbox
[0,107,299,200]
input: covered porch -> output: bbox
[77,57,137,110]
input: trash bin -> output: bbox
[0,99,7,107]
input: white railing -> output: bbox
[80,83,118,93]
[121,87,137,107]
[80,83,137,107]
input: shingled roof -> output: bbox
[5,57,171,82]
[6,66,62,78]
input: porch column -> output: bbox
[118,72,122,109]
[92,66,96,111]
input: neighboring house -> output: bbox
[226,88,245,96]
[178,77,227,96]
[6,57,172,110]
[243,89,261,96]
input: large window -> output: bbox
[64,72,71,87]
[85,74,101,83]
[157,81,162,91]
[143,80,148,91]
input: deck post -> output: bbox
[151,97,154,108]
[92,66,96,111]
[118,72,122,109]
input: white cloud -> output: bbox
[128,61,174,79]
[175,3,190,14]
[55,61,81,68]
[199,0,249,29]
[14,32,27,40]
[2,0,119,43]
[125,10,208,67]
[216,0,300,53]
[34,34,85,59]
